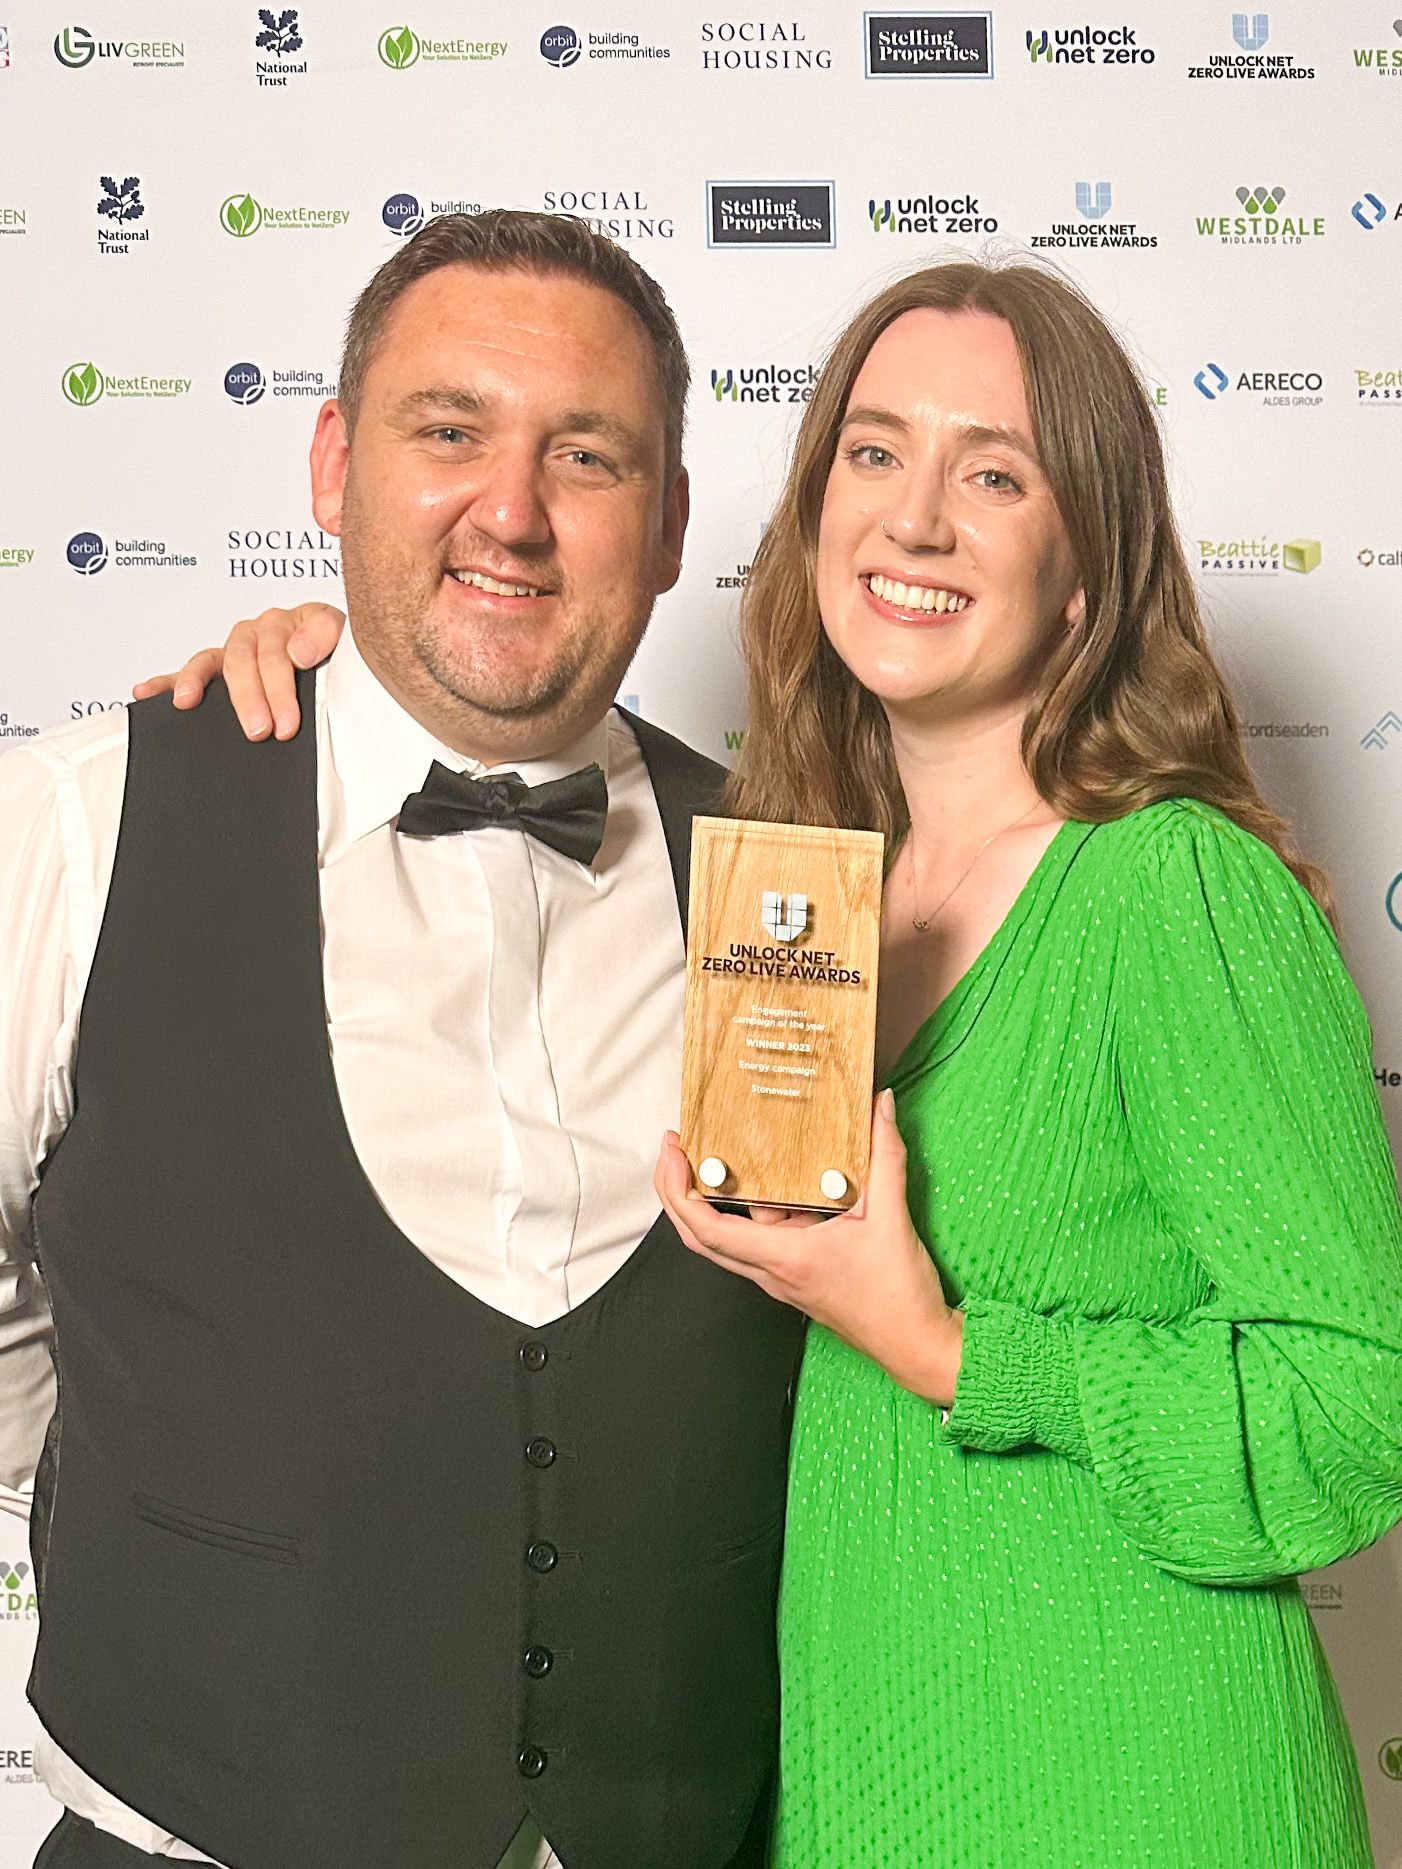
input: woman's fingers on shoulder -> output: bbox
[131,647,224,706]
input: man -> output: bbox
[0,212,803,1869]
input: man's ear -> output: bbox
[310,400,351,537]
[655,466,690,596]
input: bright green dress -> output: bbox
[774,800,1402,1868]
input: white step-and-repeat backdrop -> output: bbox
[1,2,1401,1860]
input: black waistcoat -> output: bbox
[28,682,804,1869]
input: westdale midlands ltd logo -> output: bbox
[541,188,673,239]
[1030,181,1157,249]
[224,361,335,405]
[67,529,197,573]
[220,191,350,236]
[1195,183,1324,246]
[544,24,670,65]
[377,24,506,66]
[0,1559,33,1622]
[1353,18,1402,75]
[700,19,830,71]
[96,172,146,254]
[707,181,835,247]
[382,191,482,235]
[869,190,999,234]
[1188,11,1314,81]
[53,25,183,68]
[1025,23,1157,65]
[1197,533,1321,576]
[710,361,819,406]
[1192,361,1324,407]
[865,11,993,77]
[1352,190,1402,229]
[256,7,307,84]
[62,360,191,404]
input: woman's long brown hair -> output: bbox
[726,258,1332,916]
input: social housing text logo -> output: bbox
[62,360,191,404]
[542,188,673,239]
[1188,12,1313,80]
[707,181,835,248]
[1031,182,1156,249]
[256,7,307,83]
[220,191,350,235]
[54,26,183,67]
[869,190,998,234]
[228,525,342,580]
[1026,23,1156,65]
[701,20,830,70]
[1195,184,1323,245]
[1193,362,1324,407]
[377,24,506,66]
[866,11,992,76]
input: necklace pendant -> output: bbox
[911,916,930,933]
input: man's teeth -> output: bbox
[449,569,545,598]
[868,573,970,613]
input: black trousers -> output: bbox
[35,1798,774,1869]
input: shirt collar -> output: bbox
[319,621,613,862]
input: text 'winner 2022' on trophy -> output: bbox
[680,817,885,1213]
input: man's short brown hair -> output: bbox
[338,209,690,473]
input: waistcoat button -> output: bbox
[526,1436,557,1469]
[520,1341,548,1372]
[526,1540,558,1573]
[517,1745,548,1779]
[523,1645,554,1678]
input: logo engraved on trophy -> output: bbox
[761,890,809,942]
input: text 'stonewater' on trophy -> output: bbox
[681,817,885,1212]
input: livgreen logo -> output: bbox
[1380,1738,1402,1781]
[379,25,420,67]
[63,361,104,406]
[221,193,264,237]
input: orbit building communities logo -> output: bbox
[710,361,820,406]
[53,26,184,68]
[1187,11,1314,81]
[1352,191,1402,231]
[701,19,831,71]
[1353,19,1402,75]
[1196,533,1321,576]
[1030,182,1156,249]
[62,361,192,404]
[377,24,507,66]
[1025,23,1157,65]
[96,173,147,255]
[1356,364,1402,404]
[869,190,999,234]
[224,360,335,405]
[541,189,673,240]
[1192,362,1324,408]
[382,191,482,235]
[67,529,196,574]
[1195,184,1324,246]
[543,25,671,65]
[256,7,307,84]
[707,181,835,248]
[220,192,350,236]
[866,11,991,77]
[228,525,342,580]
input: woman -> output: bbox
[146,259,1402,1865]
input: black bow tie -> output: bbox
[396,760,609,866]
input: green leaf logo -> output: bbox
[378,25,420,67]
[220,193,264,238]
[62,361,104,406]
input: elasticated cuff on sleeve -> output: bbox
[940,1299,1093,1468]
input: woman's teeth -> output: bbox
[868,573,970,614]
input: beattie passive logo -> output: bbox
[707,181,835,247]
[762,891,808,942]
[865,11,992,76]
[1197,533,1321,576]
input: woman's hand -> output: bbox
[131,602,348,740]
[655,1089,964,1406]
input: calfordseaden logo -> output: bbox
[256,7,307,83]
[707,181,835,248]
[762,892,808,943]
[378,23,506,65]
[866,11,992,77]
[1031,182,1156,249]
[1195,183,1324,246]
[869,190,998,234]
[62,359,191,403]
[220,191,349,235]
[54,26,184,68]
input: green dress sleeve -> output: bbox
[941,802,1402,1584]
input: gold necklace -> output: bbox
[907,797,1043,933]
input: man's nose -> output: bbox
[466,447,553,552]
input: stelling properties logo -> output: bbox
[1188,11,1314,81]
[1026,23,1157,65]
[62,360,191,404]
[220,191,350,236]
[707,181,835,248]
[54,25,183,68]
[865,11,992,76]
[1354,18,1402,75]
[377,23,507,65]
[1195,183,1324,246]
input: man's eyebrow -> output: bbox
[391,387,488,420]
[555,408,644,453]
[387,390,641,454]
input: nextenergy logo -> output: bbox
[707,181,835,247]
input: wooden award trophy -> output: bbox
[680,817,885,1212]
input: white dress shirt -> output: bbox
[0,625,687,1865]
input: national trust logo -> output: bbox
[53,25,184,68]
[865,11,992,77]
[378,23,506,65]
[256,6,307,83]
[97,172,148,254]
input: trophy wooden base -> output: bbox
[680,816,884,1212]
